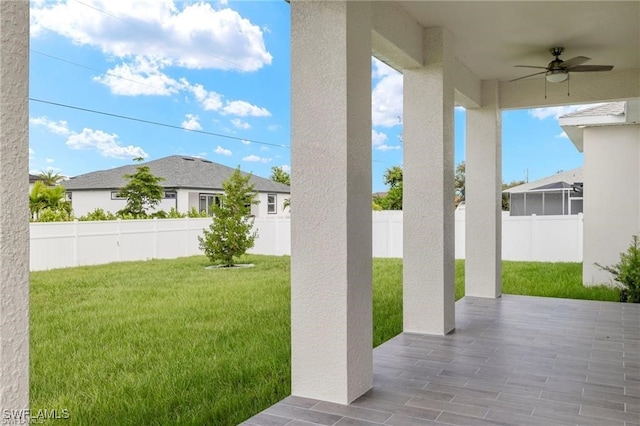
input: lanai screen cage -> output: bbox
[508,181,583,216]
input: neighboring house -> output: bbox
[503,168,583,216]
[559,100,640,285]
[62,155,291,217]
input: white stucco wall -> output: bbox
[583,124,640,285]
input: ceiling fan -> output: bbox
[509,47,614,83]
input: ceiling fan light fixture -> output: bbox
[545,69,569,83]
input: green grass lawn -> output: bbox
[30,256,619,425]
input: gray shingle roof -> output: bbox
[63,156,291,193]
[503,167,583,194]
[560,102,625,119]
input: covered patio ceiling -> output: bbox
[373,1,640,109]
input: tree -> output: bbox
[117,159,165,217]
[270,166,291,210]
[454,161,465,204]
[373,166,403,210]
[29,181,72,221]
[38,169,64,186]
[198,167,259,266]
[270,166,290,186]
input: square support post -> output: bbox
[403,28,456,335]
[0,0,30,419]
[465,80,502,298]
[290,1,373,404]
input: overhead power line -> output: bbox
[29,98,290,149]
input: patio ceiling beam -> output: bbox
[371,1,423,70]
[0,0,30,417]
[499,69,640,110]
[454,60,481,109]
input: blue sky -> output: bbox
[29,0,586,192]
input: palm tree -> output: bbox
[29,181,72,220]
[38,169,64,186]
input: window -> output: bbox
[111,191,126,200]
[65,192,72,201]
[164,191,176,199]
[267,194,277,214]
[199,193,221,216]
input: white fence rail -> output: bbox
[30,212,583,271]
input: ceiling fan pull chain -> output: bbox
[544,78,547,99]
[567,74,571,96]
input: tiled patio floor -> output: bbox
[243,295,640,426]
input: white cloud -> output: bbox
[31,0,272,72]
[528,104,603,120]
[267,124,281,131]
[280,165,291,173]
[372,129,388,146]
[556,131,568,139]
[231,118,251,130]
[181,114,202,131]
[66,128,148,159]
[376,144,402,152]
[45,158,54,164]
[241,139,251,145]
[242,154,271,163]
[222,100,271,117]
[94,56,182,96]
[214,146,232,156]
[29,147,34,159]
[29,116,71,135]
[185,81,224,111]
[372,58,403,127]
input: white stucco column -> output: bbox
[0,0,30,419]
[403,28,455,335]
[290,1,373,404]
[465,81,502,298]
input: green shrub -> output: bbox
[34,208,74,222]
[167,207,186,218]
[595,235,640,303]
[188,207,208,218]
[78,208,117,221]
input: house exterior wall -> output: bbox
[583,124,640,285]
[68,188,290,217]
[68,190,178,217]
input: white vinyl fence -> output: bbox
[30,211,583,271]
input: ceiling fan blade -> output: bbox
[560,56,590,68]
[514,65,548,69]
[508,70,547,82]
[568,65,614,72]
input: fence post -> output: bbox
[73,219,79,267]
[153,217,158,259]
[117,218,122,261]
[530,214,537,260]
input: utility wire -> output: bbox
[29,98,290,149]
[30,49,166,93]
